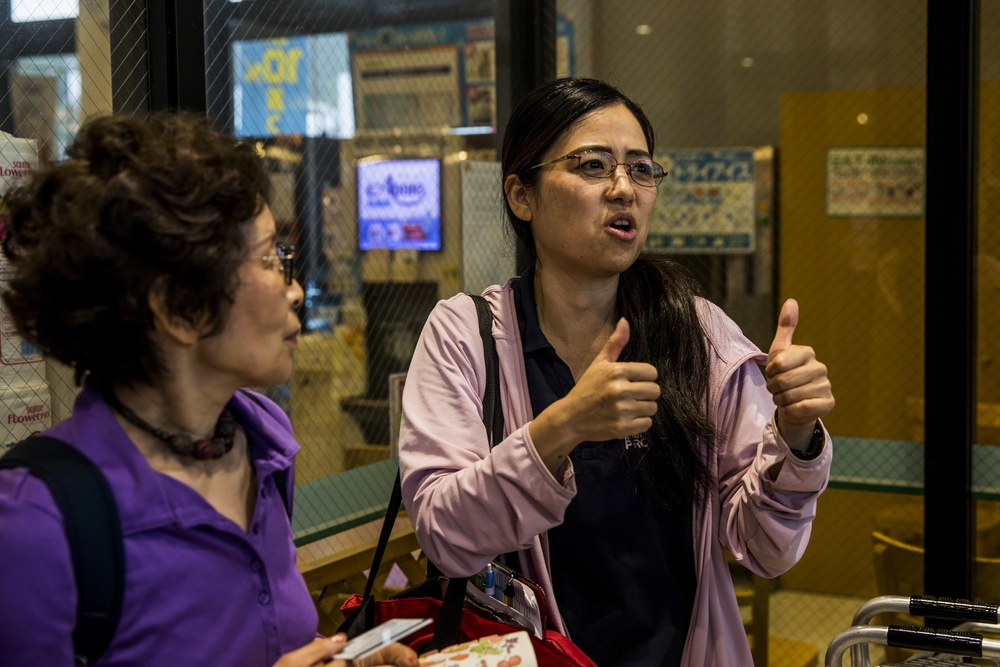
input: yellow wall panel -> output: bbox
[780,86,926,442]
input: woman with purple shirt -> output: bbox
[0,113,416,667]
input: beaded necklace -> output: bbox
[106,392,236,460]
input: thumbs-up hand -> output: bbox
[765,299,835,450]
[529,318,660,472]
[566,318,661,442]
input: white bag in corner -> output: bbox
[0,130,37,186]
[0,384,52,453]
[0,132,49,447]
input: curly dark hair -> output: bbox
[1,112,270,391]
[502,77,715,509]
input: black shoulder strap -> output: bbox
[426,293,504,583]
[340,293,511,649]
[466,294,521,576]
[0,436,125,665]
[433,293,512,647]
[467,293,505,447]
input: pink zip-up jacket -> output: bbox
[398,281,832,666]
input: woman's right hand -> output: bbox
[529,318,660,472]
[272,635,419,667]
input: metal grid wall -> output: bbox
[2,0,999,662]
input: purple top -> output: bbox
[0,386,318,666]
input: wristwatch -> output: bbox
[788,420,825,461]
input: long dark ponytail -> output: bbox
[620,255,716,509]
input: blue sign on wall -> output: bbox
[357,158,441,251]
[234,37,309,137]
[647,148,758,253]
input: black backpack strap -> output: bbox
[0,436,124,664]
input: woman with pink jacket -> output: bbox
[398,77,835,666]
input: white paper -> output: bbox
[334,618,432,661]
[418,631,538,667]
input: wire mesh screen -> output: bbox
[567,1,1000,664]
[197,1,505,625]
[579,2,929,662]
[573,1,999,663]
[5,0,1000,661]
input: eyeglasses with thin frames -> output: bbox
[261,243,296,286]
[529,149,666,187]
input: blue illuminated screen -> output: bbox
[357,158,441,251]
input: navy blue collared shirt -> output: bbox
[513,273,695,667]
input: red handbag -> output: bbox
[336,473,596,667]
[340,584,596,667]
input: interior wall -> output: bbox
[583,0,928,149]
[779,85,926,442]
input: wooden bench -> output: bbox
[292,458,421,633]
[297,513,426,634]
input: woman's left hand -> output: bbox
[271,635,419,667]
[764,298,835,451]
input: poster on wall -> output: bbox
[350,16,573,130]
[647,148,757,253]
[234,37,309,137]
[352,45,460,130]
[0,133,36,276]
[357,158,442,252]
[463,28,496,127]
[826,147,925,217]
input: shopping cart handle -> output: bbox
[838,598,1000,667]
[852,595,1000,626]
[827,625,1000,667]
[909,595,1000,623]
[886,624,983,655]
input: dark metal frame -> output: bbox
[923,0,980,603]
[494,0,556,274]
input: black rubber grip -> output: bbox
[909,595,999,623]
[886,625,983,656]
